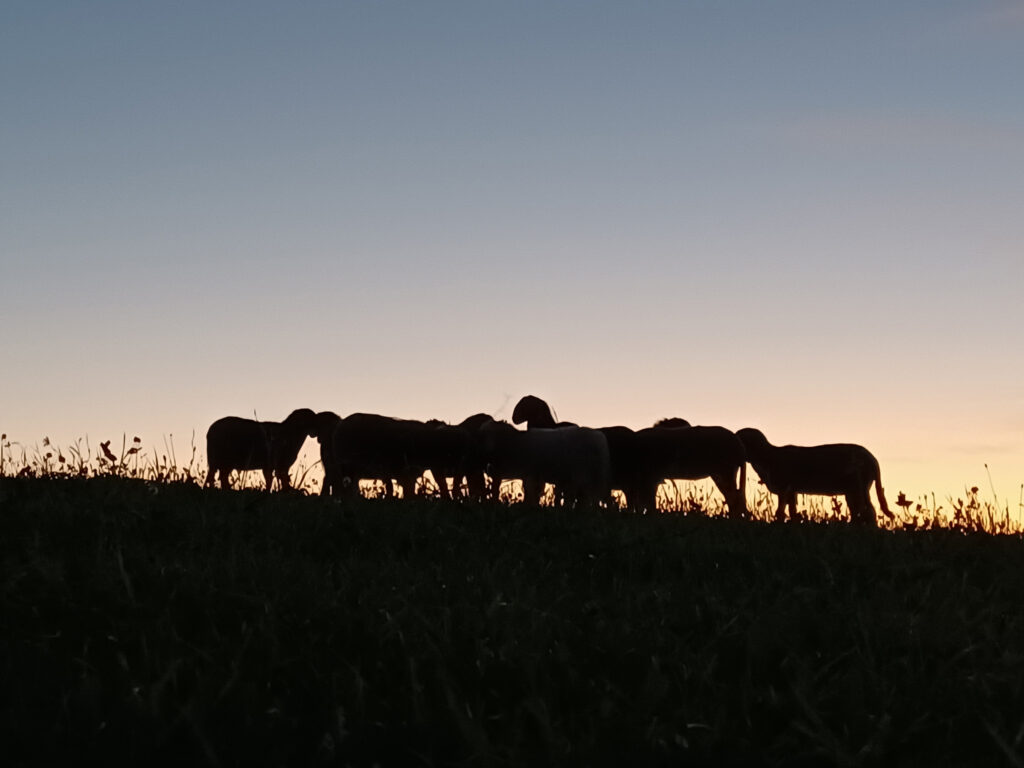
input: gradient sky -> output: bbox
[3,1,1022,504]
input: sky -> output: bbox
[2,1,1022,505]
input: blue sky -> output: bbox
[2,1,1022,500]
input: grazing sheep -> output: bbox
[330,413,422,498]
[624,425,748,517]
[511,394,635,505]
[454,413,497,500]
[413,419,479,500]
[311,411,344,496]
[204,408,317,491]
[478,420,610,506]
[327,413,479,500]
[510,395,740,515]
[736,427,893,526]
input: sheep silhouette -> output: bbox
[511,395,637,507]
[477,419,610,507]
[511,395,745,516]
[204,408,317,491]
[736,427,893,526]
[628,424,748,518]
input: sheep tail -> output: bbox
[875,460,894,519]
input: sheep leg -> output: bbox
[523,476,542,505]
[464,473,483,500]
[477,474,490,500]
[845,491,862,524]
[727,487,748,520]
[848,487,878,527]
[786,492,799,521]
[621,485,641,512]
[712,474,740,520]
[263,468,274,491]
[846,492,860,525]
[637,483,658,514]
[774,492,787,522]
[862,484,882,525]
[737,489,751,520]
[433,471,452,501]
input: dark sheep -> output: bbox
[329,413,421,498]
[511,395,577,428]
[311,410,344,496]
[328,413,479,500]
[204,408,318,491]
[736,427,893,526]
[454,413,497,500]
[627,425,748,518]
[417,419,480,500]
[653,417,692,429]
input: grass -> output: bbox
[2,433,1024,765]
[3,469,1024,767]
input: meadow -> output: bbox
[3,436,1024,766]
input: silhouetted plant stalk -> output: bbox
[0,433,208,485]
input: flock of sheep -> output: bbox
[205,395,894,526]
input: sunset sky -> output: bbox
[3,2,1022,505]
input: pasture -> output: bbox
[3,471,1024,767]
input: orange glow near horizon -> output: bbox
[3,415,1020,522]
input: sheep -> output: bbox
[477,420,610,507]
[326,413,480,500]
[509,395,744,516]
[311,410,345,496]
[204,408,317,491]
[329,413,422,498]
[511,395,577,428]
[628,425,748,518]
[453,413,497,500]
[735,427,893,526]
[511,394,634,506]
[410,418,479,500]
[653,417,692,429]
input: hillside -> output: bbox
[2,477,1024,766]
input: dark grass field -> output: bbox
[3,477,1024,767]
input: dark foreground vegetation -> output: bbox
[3,477,1024,767]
